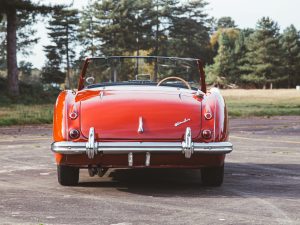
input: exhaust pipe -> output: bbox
[88,166,108,177]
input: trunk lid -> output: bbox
[79,86,202,141]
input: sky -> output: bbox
[20,0,300,69]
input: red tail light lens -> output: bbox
[69,129,80,139]
[204,112,212,120]
[202,129,212,139]
[69,112,78,120]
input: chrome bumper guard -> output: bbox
[51,127,232,166]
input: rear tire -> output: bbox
[201,165,224,187]
[57,165,79,186]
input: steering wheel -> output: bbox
[157,76,191,89]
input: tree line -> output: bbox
[207,17,300,89]
[1,0,300,97]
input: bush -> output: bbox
[0,77,60,105]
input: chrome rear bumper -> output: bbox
[51,128,232,160]
[51,141,233,154]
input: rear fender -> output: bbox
[53,90,77,142]
[201,88,229,142]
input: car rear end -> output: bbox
[52,85,232,186]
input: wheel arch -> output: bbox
[53,90,76,142]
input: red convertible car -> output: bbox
[51,56,232,186]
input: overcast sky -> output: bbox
[21,0,300,69]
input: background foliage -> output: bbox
[0,0,300,125]
[0,0,300,102]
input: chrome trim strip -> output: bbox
[51,141,233,155]
[138,116,144,133]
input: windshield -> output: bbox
[83,56,200,89]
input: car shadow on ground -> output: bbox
[77,162,300,198]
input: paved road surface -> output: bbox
[0,116,299,225]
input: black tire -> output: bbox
[57,165,79,186]
[201,165,224,187]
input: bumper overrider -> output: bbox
[51,127,233,166]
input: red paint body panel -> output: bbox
[200,89,229,143]
[79,86,202,140]
[53,90,76,142]
[52,57,230,169]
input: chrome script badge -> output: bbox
[174,118,191,127]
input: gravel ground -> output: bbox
[0,116,299,225]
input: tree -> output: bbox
[78,2,101,57]
[0,10,40,70]
[88,0,154,56]
[46,8,79,88]
[168,0,213,61]
[217,17,236,29]
[19,61,32,77]
[150,0,179,56]
[0,0,62,96]
[0,17,6,69]
[79,0,213,62]
[240,17,283,88]
[41,46,66,84]
[210,16,238,59]
[280,25,300,88]
[18,60,34,83]
[205,28,242,87]
[16,11,40,55]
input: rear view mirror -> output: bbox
[85,76,95,85]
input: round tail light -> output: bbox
[204,112,212,120]
[69,129,80,139]
[202,129,212,139]
[69,111,78,120]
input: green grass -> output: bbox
[0,89,299,126]
[222,89,300,117]
[0,104,53,126]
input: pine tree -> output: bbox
[41,46,65,84]
[17,11,40,55]
[168,0,212,61]
[0,11,39,69]
[240,17,283,88]
[280,25,300,88]
[89,0,154,56]
[78,3,99,57]
[151,0,179,56]
[46,8,79,88]
[0,0,62,96]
